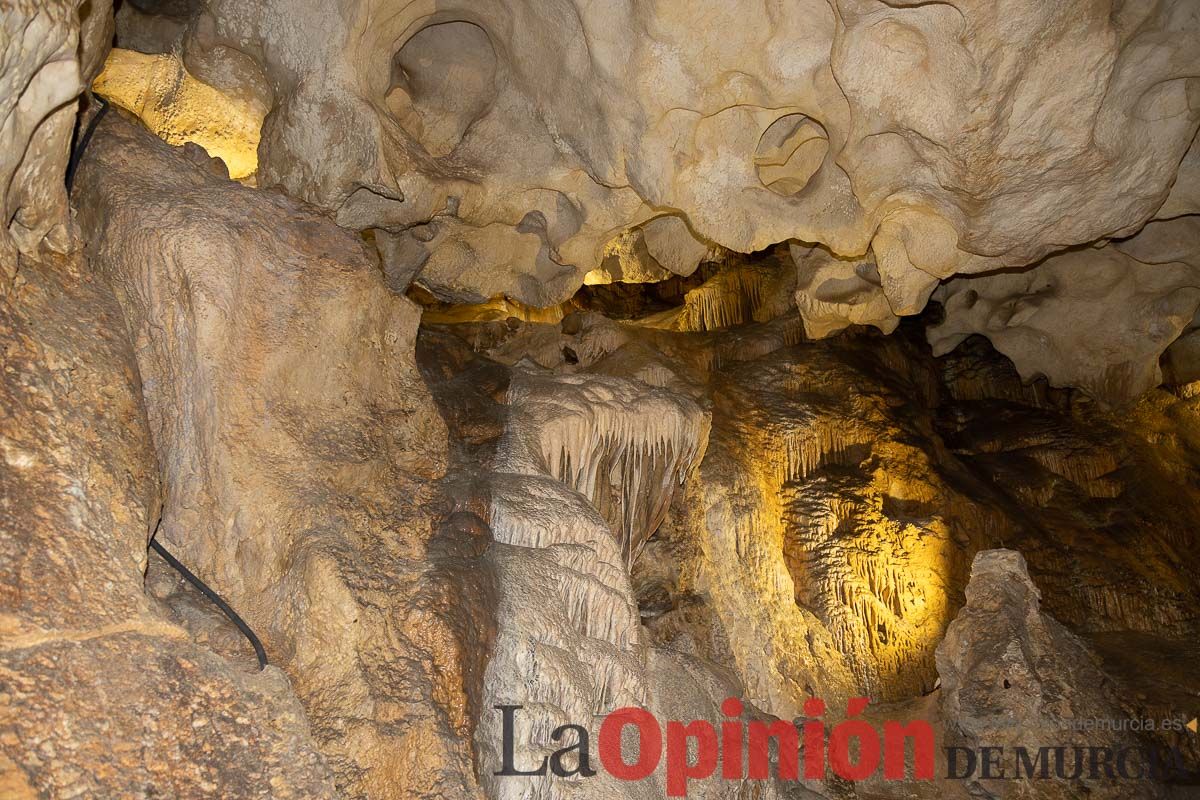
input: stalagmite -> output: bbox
[471,355,819,800]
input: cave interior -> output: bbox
[2,1,1200,799]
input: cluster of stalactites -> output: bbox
[500,370,711,569]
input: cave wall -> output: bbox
[1,1,1199,798]
[0,247,338,798]
[69,114,481,800]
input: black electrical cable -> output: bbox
[68,91,268,671]
[65,95,110,193]
[150,520,269,671]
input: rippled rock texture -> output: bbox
[3,1,1200,798]
[0,0,110,264]
[70,113,482,800]
[105,0,1200,402]
[420,293,1200,796]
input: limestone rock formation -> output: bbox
[418,328,827,800]
[93,0,1200,401]
[936,550,1165,799]
[114,0,196,55]
[500,370,710,567]
[93,49,262,179]
[72,113,478,800]
[930,216,1200,405]
[0,0,113,266]
[422,296,1200,797]
[791,244,898,340]
[935,336,1200,647]
[471,307,1200,728]
[0,251,337,798]
[1,2,81,262]
[939,551,1121,741]
[6,2,1200,799]
[584,216,714,288]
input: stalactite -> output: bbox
[1072,584,1188,632]
[481,368,719,800]
[503,371,711,569]
[776,421,865,484]
[1031,447,1120,487]
[669,265,773,333]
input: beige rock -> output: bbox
[1158,135,1200,220]
[929,216,1200,405]
[114,0,193,55]
[413,267,1200,791]
[635,256,796,334]
[6,5,1197,800]
[147,0,1196,318]
[499,369,710,568]
[77,0,114,86]
[73,113,477,800]
[1,2,81,263]
[791,243,899,339]
[469,361,823,800]
[935,337,1200,645]
[95,0,1200,399]
[0,250,156,637]
[671,335,989,709]
[585,217,713,288]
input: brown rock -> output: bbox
[0,251,336,797]
[0,631,337,798]
[936,549,1167,799]
[73,112,477,800]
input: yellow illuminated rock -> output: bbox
[92,49,261,180]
